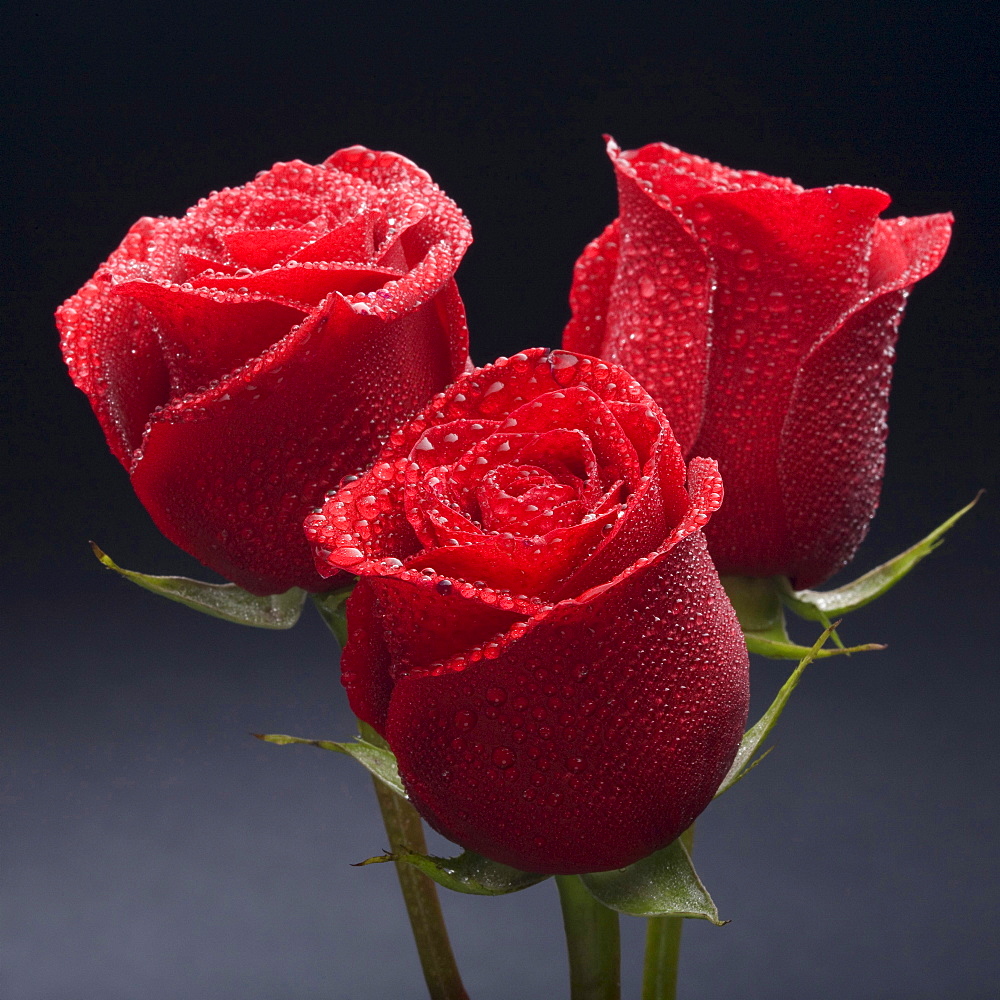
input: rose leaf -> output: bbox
[781,493,981,621]
[92,543,306,628]
[253,732,406,798]
[580,838,723,924]
[355,849,550,896]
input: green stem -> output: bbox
[641,826,695,1000]
[555,874,621,1000]
[319,596,466,997]
[359,723,469,1000]
[642,915,683,1000]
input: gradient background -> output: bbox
[4,3,997,998]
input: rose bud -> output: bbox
[58,147,472,595]
[564,138,953,589]
[306,349,749,875]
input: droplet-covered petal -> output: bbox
[57,147,473,594]
[565,138,953,586]
[310,347,749,874]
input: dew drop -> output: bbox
[454,709,477,731]
[550,352,579,370]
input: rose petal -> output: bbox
[592,141,714,452]
[385,531,748,874]
[770,212,954,587]
[189,262,407,305]
[288,211,384,264]
[113,280,307,394]
[563,220,621,358]
[680,185,895,574]
[222,228,320,269]
[134,292,460,594]
[406,515,619,601]
[499,386,643,490]
[344,574,531,720]
[338,578,396,730]
[623,139,803,200]
[57,270,171,462]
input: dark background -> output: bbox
[4,2,997,998]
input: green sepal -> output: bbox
[356,849,550,896]
[715,625,833,797]
[312,585,355,648]
[721,573,884,659]
[92,543,306,628]
[743,631,883,660]
[781,493,981,621]
[721,575,787,635]
[254,732,406,798]
[580,838,723,924]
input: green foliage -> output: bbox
[580,838,722,924]
[92,544,306,628]
[782,494,981,620]
[255,732,406,798]
[716,626,834,796]
[357,849,550,896]
[312,586,355,647]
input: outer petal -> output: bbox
[57,219,174,463]
[772,212,954,587]
[342,572,532,730]
[567,141,714,453]
[678,184,893,576]
[339,578,396,731]
[340,572,545,733]
[110,280,308,396]
[385,530,748,874]
[564,220,620,358]
[621,140,803,199]
[132,292,463,594]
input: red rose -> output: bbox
[306,349,749,874]
[58,147,472,595]
[564,138,953,588]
